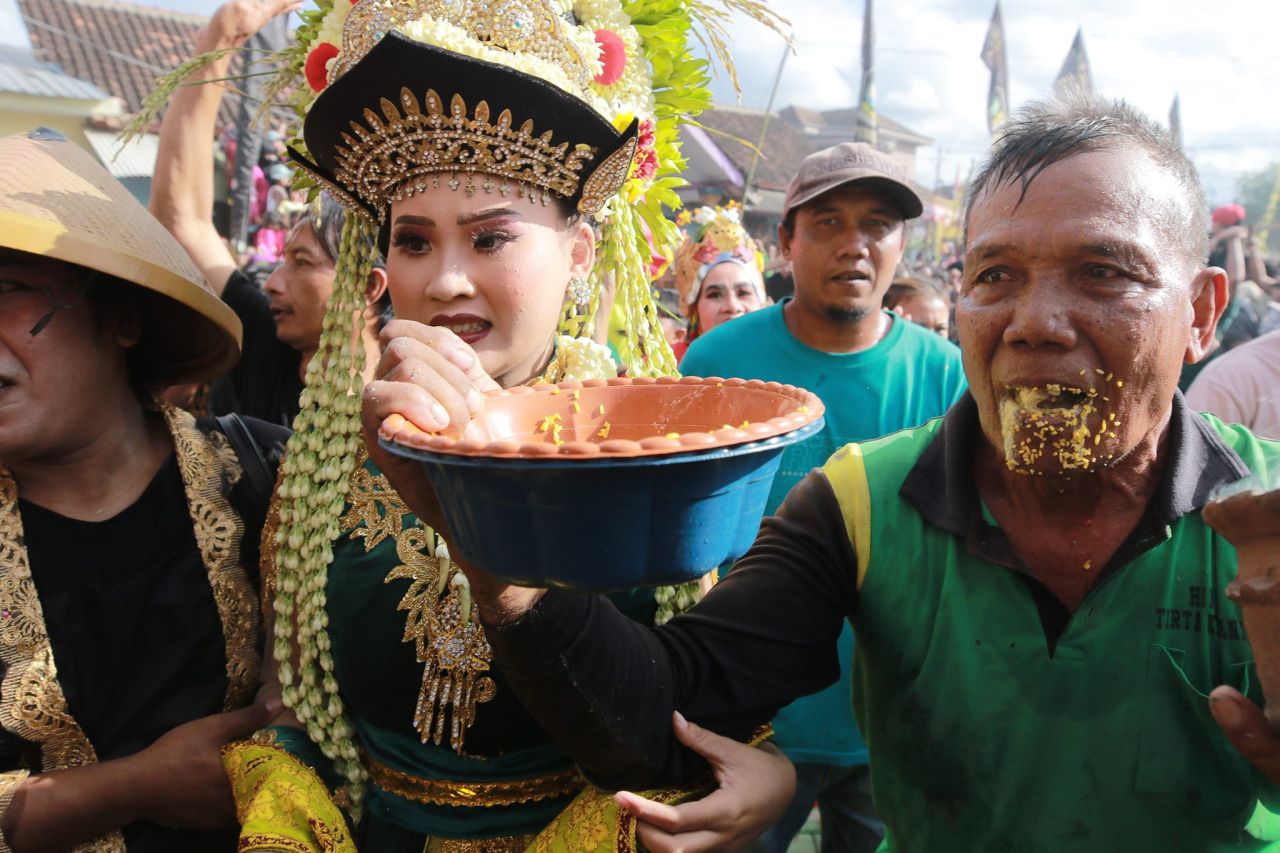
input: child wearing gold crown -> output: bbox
[163,0,802,849]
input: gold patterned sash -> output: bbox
[365,756,583,807]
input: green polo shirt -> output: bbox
[821,395,1280,851]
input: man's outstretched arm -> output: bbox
[483,470,859,790]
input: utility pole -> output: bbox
[741,36,791,209]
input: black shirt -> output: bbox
[210,271,303,428]
[9,415,288,851]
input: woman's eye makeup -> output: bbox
[473,228,516,251]
[391,230,430,252]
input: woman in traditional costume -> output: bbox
[670,205,767,362]
[217,0,795,849]
[0,128,288,851]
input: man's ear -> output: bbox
[106,289,145,349]
[777,222,792,260]
[1186,266,1227,364]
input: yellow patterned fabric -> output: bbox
[525,783,703,853]
[527,725,773,852]
[224,740,357,853]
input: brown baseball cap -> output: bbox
[783,142,924,221]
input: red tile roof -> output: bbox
[697,106,819,192]
[18,0,207,114]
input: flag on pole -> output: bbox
[980,1,1009,135]
[1054,27,1094,96]
[1169,94,1182,149]
[858,0,877,146]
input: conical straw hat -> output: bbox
[0,129,240,384]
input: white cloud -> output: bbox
[707,0,1280,203]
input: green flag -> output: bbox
[981,1,1009,135]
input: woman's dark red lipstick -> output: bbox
[430,314,491,345]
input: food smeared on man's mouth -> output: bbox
[998,374,1123,474]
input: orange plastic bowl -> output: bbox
[382,376,825,590]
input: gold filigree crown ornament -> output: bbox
[234,0,786,817]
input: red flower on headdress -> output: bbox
[694,242,719,263]
[305,43,340,92]
[594,29,627,86]
[628,119,658,183]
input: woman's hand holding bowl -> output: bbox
[361,318,545,623]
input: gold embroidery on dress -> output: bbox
[0,406,260,853]
[165,404,262,711]
[423,834,535,852]
[259,480,284,626]
[341,448,495,754]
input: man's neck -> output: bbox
[8,396,169,522]
[972,410,1172,609]
[297,320,383,385]
[782,296,890,354]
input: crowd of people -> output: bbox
[0,0,1277,850]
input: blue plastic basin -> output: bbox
[381,417,824,590]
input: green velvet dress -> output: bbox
[277,450,656,850]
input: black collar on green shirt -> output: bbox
[900,391,1251,649]
[902,390,1250,538]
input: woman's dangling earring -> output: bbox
[567,275,592,308]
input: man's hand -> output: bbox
[200,0,302,51]
[1211,686,1280,782]
[123,699,280,829]
[614,712,796,853]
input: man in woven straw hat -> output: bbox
[0,128,288,851]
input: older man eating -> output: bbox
[371,95,1280,851]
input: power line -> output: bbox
[20,15,172,74]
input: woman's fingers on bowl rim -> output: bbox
[383,347,483,416]
[363,377,458,438]
[380,320,479,375]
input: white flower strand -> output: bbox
[274,215,376,815]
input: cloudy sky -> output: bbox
[704,0,1279,203]
[118,0,1278,203]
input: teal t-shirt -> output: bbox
[680,301,966,764]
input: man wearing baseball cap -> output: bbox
[680,141,965,852]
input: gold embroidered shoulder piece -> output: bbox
[166,404,262,711]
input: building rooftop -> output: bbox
[0,43,106,99]
[696,105,819,192]
[17,0,204,113]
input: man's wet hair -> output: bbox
[303,192,394,328]
[964,92,1209,263]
